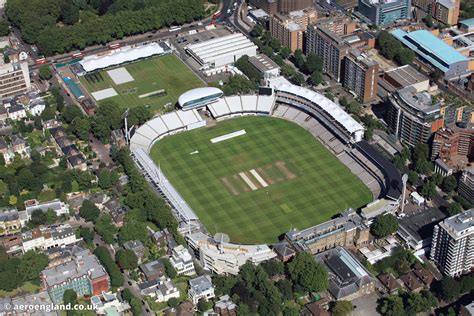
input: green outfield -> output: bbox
[151,116,372,244]
[79,54,204,112]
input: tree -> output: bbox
[3,54,9,64]
[276,279,293,300]
[261,260,284,277]
[408,171,418,185]
[290,72,305,86]
[292,49,305,69]
[332,300,353,316]
[93,246,124,287]
[30,209,47,226]
[0,20,10,36]
[305,53,323,73]
[421,181,437,199]
[161,258,177,279]
[45,209,58,224]
[72,117,91,141]
[446,202,462,216]
[167,297,179,307]
[0,270,21,291]
[441,175,457,193]
[435,277,461,302]
[371,214,399,238]
[396,49,415,65]
[250,25,263,38]
[130,297,142,316]
[310,71,323,86]
[79,200,100,223]
[39,65,52,80]
[61,106,83,124]
[79,227,95,244]
[431,173,443,186]
[424,14,434,28]
[60,1,80,25]
[279,47,291,59]
[380,294,404,316]
[19,251,49,282]
[63,289,77,306]
[288,252,328,293]
[115,249,138,270]
[197,299,213,312]
[95,214,116,244]
[118,221,148,244]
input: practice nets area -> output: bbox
[151,116,372,244]
[79,54,204,112]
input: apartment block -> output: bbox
[413,0,460,25]
[21,224,78,253]
[270,9,317,52]
[342,50,379,103]
[386,86,444,147]
[170,245,195,276]
[431,123,474,164]
[0,209,21,236]
[430,209,474,277]
[458,167,474,204]
[0,62,30,100]
[250,0,312,14]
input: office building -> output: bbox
[41,247,110,303]
[430,209,474,276]
[358,0,411,26]
[270,9,317,52]
[386,86,444,147]
[342,50,379,103]
[413,0,460,26]
[285,209,370,254]
[0,62,30,100]
[391,29,470,80]
[250,0,312,14]
[458,167,474,204]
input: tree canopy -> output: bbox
[288,252,328,293]
[377,31,415,65]
[79,200,100,223]
[371,214,399,238]
[115,249,138,270]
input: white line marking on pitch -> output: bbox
[239,172,258,191]
[250,169,268,187]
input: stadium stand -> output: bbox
[207,95,276,120]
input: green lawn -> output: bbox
[79,54,204,112]
[0,282,39,298]
[151,117,372,244]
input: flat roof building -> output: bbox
[249,54,281,79]
[186,33,258,69]
[458,167,474,204]
[342,49,379,103]
[460,18,474,33]
[358,0,411,26]
[315,246,376,300]
[390,29,470,80]
[0,62,30,100]
[430,209,474,276]
[382,65,430,93]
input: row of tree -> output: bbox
[93,246,124,287]
[6,0,205,55]
[214,253,328,315]
[376,31,415,66]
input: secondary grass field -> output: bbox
[151,117,372,244]
[79,54,204,112]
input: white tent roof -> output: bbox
[80,43,165,73]
[269,77,364,135]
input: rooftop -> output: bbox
[249,54,280,73]
[390,29,468,71]
[41,248,108,287]
[384,65,429,87]
[460,18,474,26]
[398,207,446,242]
[189,275,213,294]
[440,209,474,238]
[396,86,440,115]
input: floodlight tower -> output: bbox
[123,108,130,144]
[400,173,408,214]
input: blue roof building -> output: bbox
[460,18,474,32]
[358,0,411,26]
[390,29,470,79]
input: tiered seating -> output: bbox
[256,95,275,114]
[241,95,258,112]
[226,96,243,113]
[208,99,231,118]
[272,105,289,118]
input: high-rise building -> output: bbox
[0,62,30,100]
[431,123,474,163]
[250,0,312,14]
[386,86,444,146]
[458,167,474,204]
[413,0,460,26]
[342,50,378,103]
[306,25,351,81]
[270,9,317,52]
[430,209,474,277]
[358,0,411,26]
